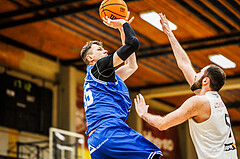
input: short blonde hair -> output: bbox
[80,40,103,65]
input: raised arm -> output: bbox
[115,21,138,81]
[103,14,139,81]
[159,13,196,86]
[134,94,203,131]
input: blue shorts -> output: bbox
[88,119,162,159]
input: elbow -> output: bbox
[132,63,138,72]
[157,125,167,131]
[177,61,186,69]
[158,125,168,131]
[157,121,168,131]
[128,63,138,74]
[178,64,184,71]
[127,37,139,52]
[178,62,190,71]
[132,37,140,52]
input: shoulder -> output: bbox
[188,95,208,102]
[185,96,210,116]
[91,54,114,73]
[187,95,209,106]
[97,54,114,66]
[91,54,116,82]
[187,95,211,122]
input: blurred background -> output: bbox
[0,0,239,158]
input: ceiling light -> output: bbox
[140,11,177,31]
[209,54,236,69]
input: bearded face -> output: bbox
[190,75,206,92]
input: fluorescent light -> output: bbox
[140,11,177,31]
[55,132,65,141]
[209,54,236,69]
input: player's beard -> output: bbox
[190,76,205,92]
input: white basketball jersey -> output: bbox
[188,91,238,159]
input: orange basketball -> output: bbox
[99,0,128,20]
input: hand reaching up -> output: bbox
[134,94,149,118]
[159,13,172,35]
[103,11,134,29]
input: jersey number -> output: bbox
[84,83,93,110]
[225,113,231,127]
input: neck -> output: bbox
[89,61,96,65]
[199,87,212,95]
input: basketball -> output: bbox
[99,0,128,20]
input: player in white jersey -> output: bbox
[134,13,238,159]
[189,91,237,158]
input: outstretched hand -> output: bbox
[103,11,134,29]
[125,11,135,25]
[134,94,149,118]
[159,13,171,35]
[103,16,125,29]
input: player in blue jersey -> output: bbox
[80,13,162,159]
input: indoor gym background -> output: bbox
[0,0,239,158]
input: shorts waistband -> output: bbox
[88,118,125,137]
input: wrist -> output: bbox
[140,112,148,119]
[167,31,174,38]
[122,20,127,26]
[118,27,124,32]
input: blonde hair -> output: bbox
[80,40,103,65]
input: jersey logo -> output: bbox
[88,138,109,154]
[225,113,231,127]
[214,102,224,108]
[89,144,96,154]
[224,142,236,151]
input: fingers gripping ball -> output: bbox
[99,0,128,20]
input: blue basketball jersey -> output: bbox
[84,65,132,135]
